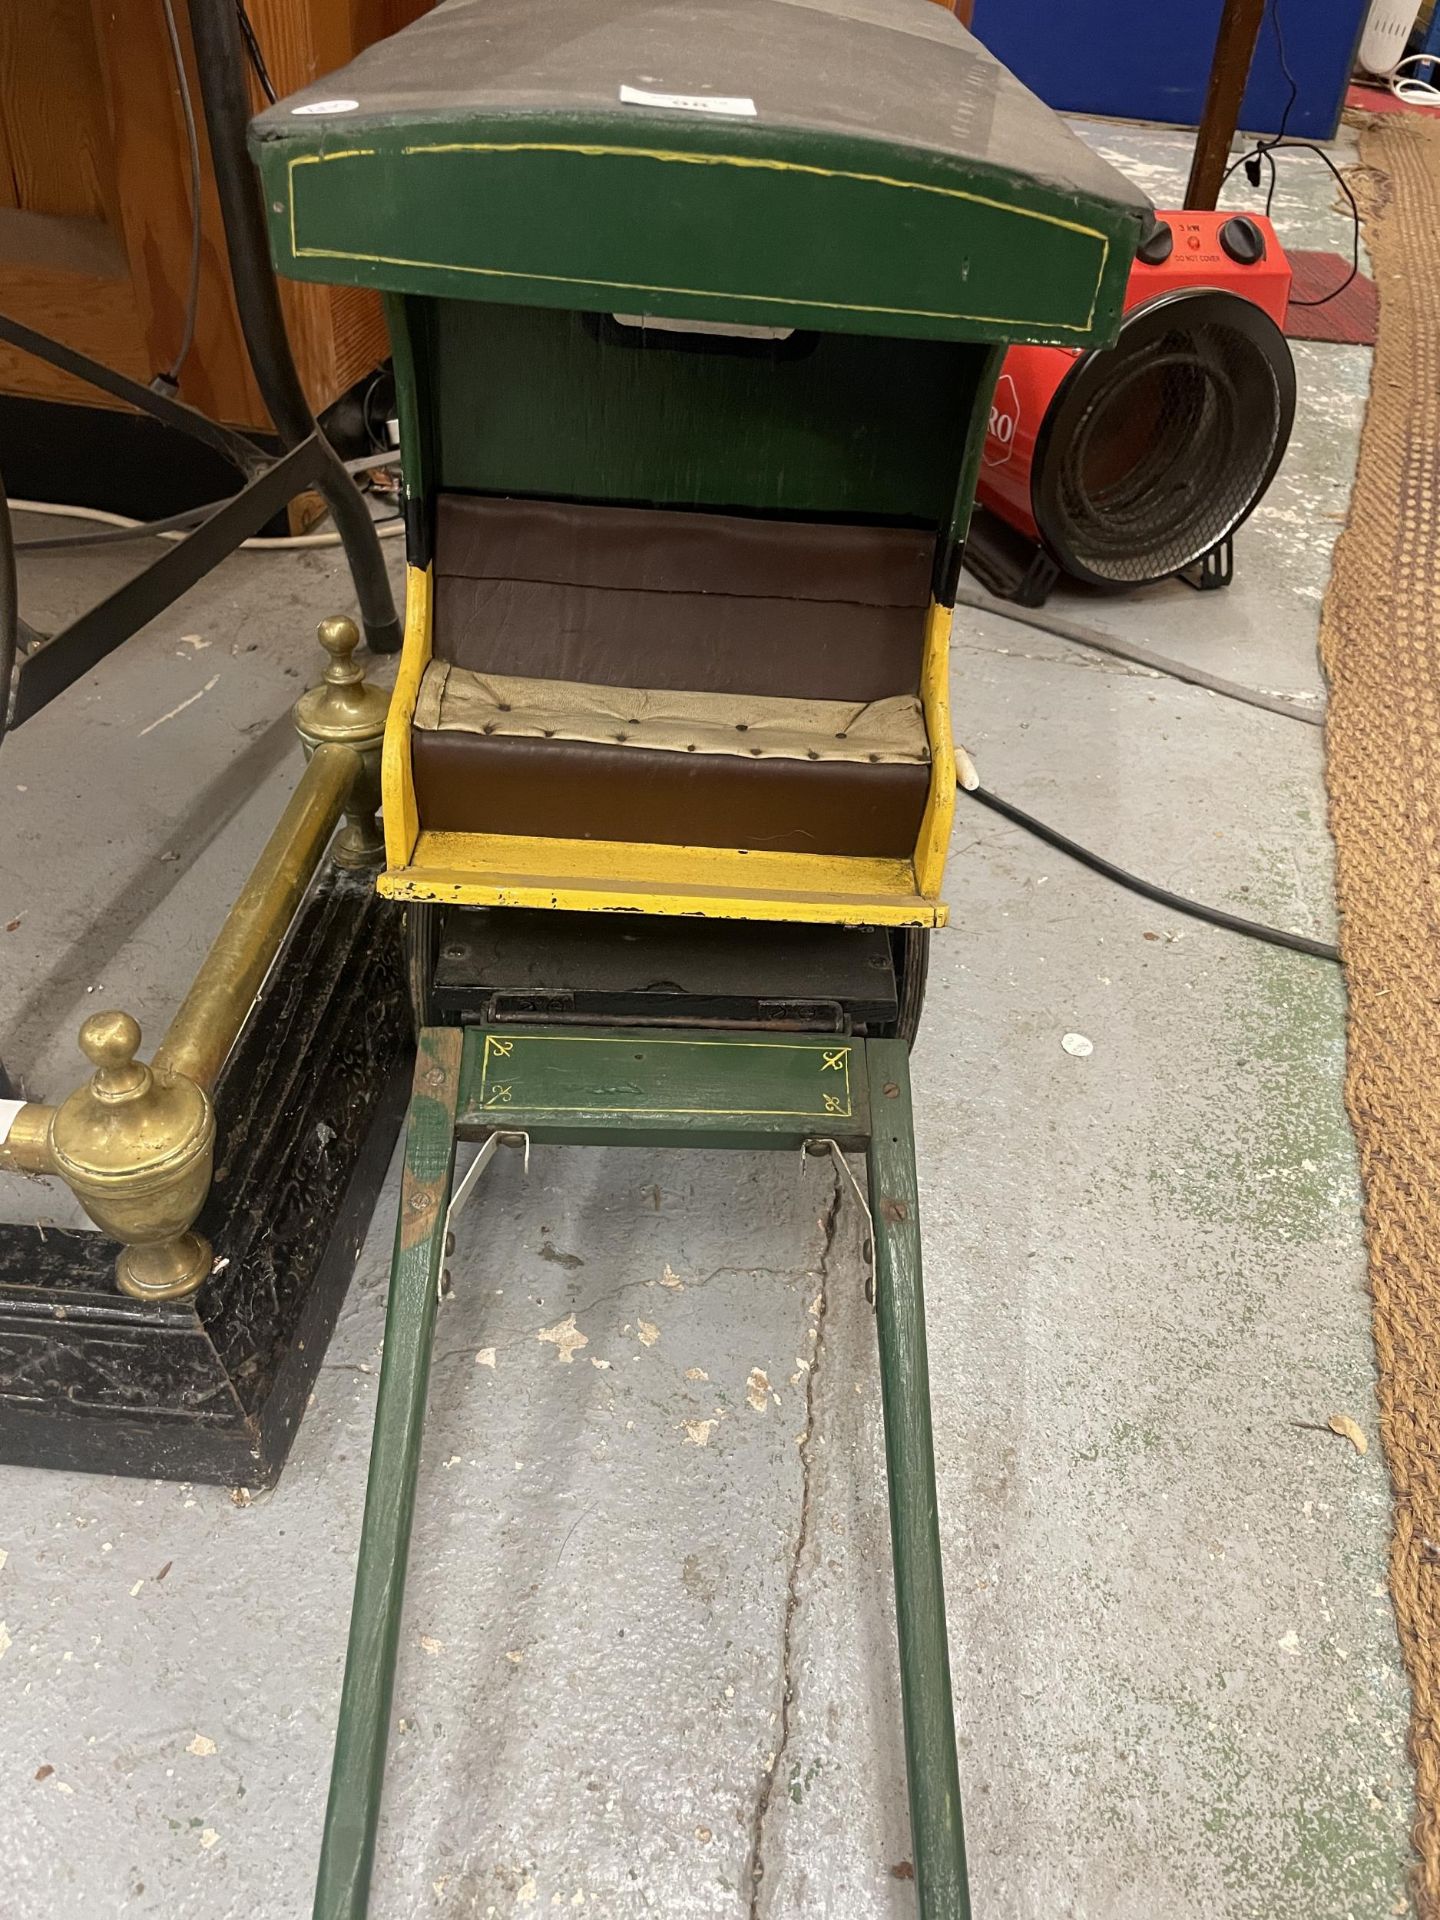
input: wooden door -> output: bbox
[0,1,433,427]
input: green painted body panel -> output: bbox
[422,299,986,519]
[314,1029,462,1920]
[456,1025,869,1147]
[383,291,435,510]
[943,341,1006,558]
[261,122,1133,348]
[866,1038,971,1916]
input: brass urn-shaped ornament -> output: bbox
[293,614,390,868]
[50,1012,216,1301]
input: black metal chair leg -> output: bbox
[186,0,403,655]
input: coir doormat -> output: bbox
[1320,109,1440,1917]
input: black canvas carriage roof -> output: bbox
[255,0,1145,211]
[252,0,1150,346]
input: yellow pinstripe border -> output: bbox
[478,1031,852,1117]
[284,140,1110,335]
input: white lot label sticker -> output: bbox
[620,84,757,117]
[292,98,360,115]
[0,1098,25,1147]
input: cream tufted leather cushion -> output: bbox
[413,662,930,766]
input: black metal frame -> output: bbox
[961,503,1064,608]
[963,497,1238,610]
[411,904,935,1049]
[1179,531,1236,592]
[0,0,399,737]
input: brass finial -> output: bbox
[319,612,361,670]
[293,615,389,868]
[79,1010,149,1099]
[295,617,387,745]
[50,1012,216,1302]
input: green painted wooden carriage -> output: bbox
[252,4,1145,1911]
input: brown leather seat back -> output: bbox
[432,495,933,703]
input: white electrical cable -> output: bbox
[6,496,404,551]
[1391,52,1440,104]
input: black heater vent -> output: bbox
[1034,289,1296,588]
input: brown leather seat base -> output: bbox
[411,729,929,857]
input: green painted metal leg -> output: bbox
[313,1028,463,1920]
[866,1039,972,1919]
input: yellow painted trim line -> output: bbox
[381,562,432,871]
[914,602,958,901]
[284,143,1109,336]
[378,879,943,929]
[377,832,945,929]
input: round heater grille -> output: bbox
[1032,289,1296,588]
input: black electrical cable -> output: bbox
[157,0,204,389]
[962,783,1342,964]
[1228,0,1298,223]
[1223,0,1363,309]
[1277,146,1361,308]
[1264,0,1301,146]
[236,0,278,104]
[0,465,17,748]
[1227,138,1363,308]
[1231,0,1297,198]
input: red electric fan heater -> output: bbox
[969,212,1297,606]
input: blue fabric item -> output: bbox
[972,0,1369,142]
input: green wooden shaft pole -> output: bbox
[866,1039,971,1919]
[313,1028,463,1920]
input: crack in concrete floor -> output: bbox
[746,1167,844,1916]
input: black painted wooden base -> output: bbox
[0,867,411,1487]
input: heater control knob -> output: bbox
[1136,218,1174,266]
[1219,215,1267,265]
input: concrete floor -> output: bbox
[0,123,1414,1919]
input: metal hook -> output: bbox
[801,1137,875,1305]
[439,1129,531,1301]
